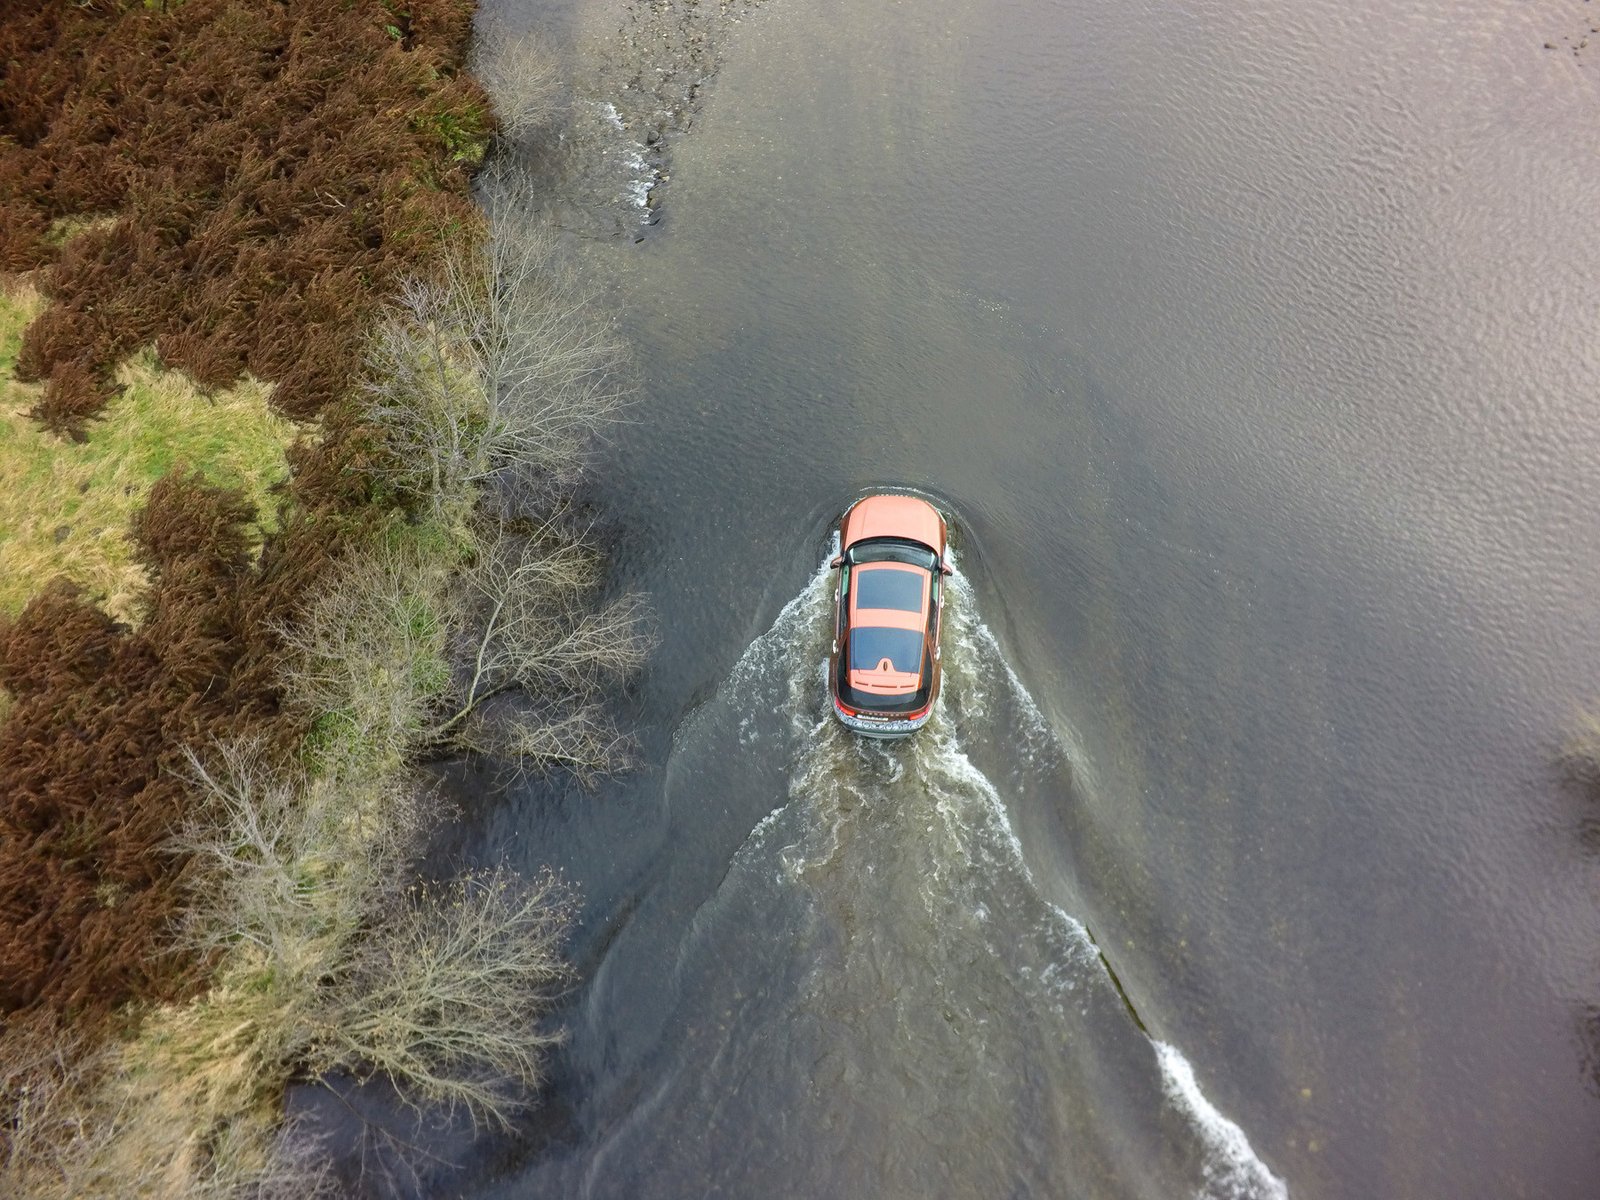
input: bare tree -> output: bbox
[435,519,651,780]
[0,1006,333,1200]
[275,515,647,783]
[0,1015,111,1197]
[156,739,576,1173]
[482,700,633,787]
[362,278,485,522]
[307,869,573,1130]
[438,523,649,732]
[364,198,632,518]
[274,542,454,778]
[175,741,429,964]
[470,20,566,146]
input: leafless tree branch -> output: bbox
[363,198,632,519]
[470,21,566,146]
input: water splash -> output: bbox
[779,560,1290,1198]
[1155,1041,1291,1200]
[563,555,1290,1199]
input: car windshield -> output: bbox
[847,539,938,569]
[848,626,924,675]
[854,567,925,613]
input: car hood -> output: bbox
[841,494,944,553]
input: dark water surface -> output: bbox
[462,0,1600,1195]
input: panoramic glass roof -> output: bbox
[854,567,925,613]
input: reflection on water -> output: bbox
[489,563,1285,1199]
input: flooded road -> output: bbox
[481,566,1287,1198]
[461,0,1600,1195]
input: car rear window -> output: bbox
[854,567,925,613]
[848,627,924,675]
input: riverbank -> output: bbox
[0,2,636,1193]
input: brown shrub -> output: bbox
[2,0,493,425]
[133,471,257,577]
[0,0,494,1040]
[0,6,103,149]
[16,220,169,384]
[0,475,299,1021]
[0,200,51,270]
[13,301,83,381]
[0,582,173,1015]
[29,358,110,439]
[0,580,122,702]
[155,328,249,392]
[405,0,478,56]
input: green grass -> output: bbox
[44,214,118,247]
[0,279,306,622]
[413,99,492,164]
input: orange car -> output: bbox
[828,494,951,736]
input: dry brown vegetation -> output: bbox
[0,0,488,432]
[1,471,290,1020]
[0,0,487,1031]
[1,208,640,1195]
[0,4,640,1191]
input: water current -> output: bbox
[479,560,1286,1199]
[453,0,1600,1196]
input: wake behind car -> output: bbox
[828,494,951,737]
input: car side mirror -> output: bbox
[940,563,954,576]
[830,556,843,569]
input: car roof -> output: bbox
[845,562,930,693]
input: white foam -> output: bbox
[944,567,1096,786]
[925,731,1031,868]
[1155,1041,1290,1200]
[671,558,831,752]
[623,149,653,208]
[933,577,1289,1197]
[701,558,1289,1198]
[586,101,660,219]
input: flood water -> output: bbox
[458,0,1600,1195]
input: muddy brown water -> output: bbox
[443,0,1600,1195]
